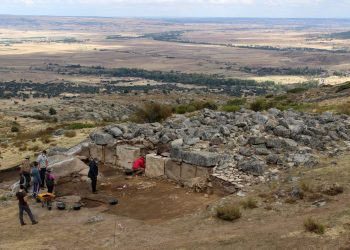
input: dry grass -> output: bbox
[216,205,242,221]
[304,218,325,235]
[132,103,173,123]
[241,198,258,209]
[300,181,314,193]
[64,130,77,138]
[320,183,344,196]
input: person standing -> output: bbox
[88,158,99,194]
[31,162,41,198]
[45,167,56,194]
[37,150,48,189]
[20,156,31,192]
[16,185,38,226]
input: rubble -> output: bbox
[83,108,350,192]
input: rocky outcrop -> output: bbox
[84,108,350,192]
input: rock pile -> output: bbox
[90,108,350,191]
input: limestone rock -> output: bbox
[90,132,114,145]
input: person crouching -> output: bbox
[132,156,146,176]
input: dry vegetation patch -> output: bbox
[304,218,326,235]
[240,197,258,209]
[216,204,242,221]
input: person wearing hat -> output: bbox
[20,156,31,192]
[45,167,56,194]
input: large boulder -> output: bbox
[90,132,114,145]
[237,158,266,176]
[107,127,123,138]
[273,126,291,138]
[170,148,220,167]
[48,155,87,178]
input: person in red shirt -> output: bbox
[132,156,145,176]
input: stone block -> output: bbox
[180,163,196,181]
[116,145,141,170]
[165,159,181,181]
[89,144,103,161]
[195,166,211,178]
[181,150,220,167]
[105,145,116,165]
[170,147,220,167]
[145,154,165,178]
[90,132,114,145]
[48,155,87,179]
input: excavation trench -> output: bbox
[54,165,221,224]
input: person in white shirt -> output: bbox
[36,150,48,189]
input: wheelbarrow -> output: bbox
[37,193,56,210]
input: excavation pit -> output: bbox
[54,166,220,224]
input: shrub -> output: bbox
[0,196,7,201]
[300,181,313,193]
[250,98,271,111]
[49,107,57,115]
[303,218,325,234]
[29,145,39,152]
[64,130,77,138]
[11,126,19,133]
[216,205,242,221]
[174,101,217,114]
[222,105,240,113]
[241,198,258,209]
[336,101,350,115]
[287,87,308,94]
[66,123,96,130]
[175,104,196,114]
[336,82,350,93]
[226,98,246,106]
[40,134,52,143]
[133,103,173,123]
[321,183,344,196]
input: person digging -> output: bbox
[131,156,146,176]
[88,158,99,194]
[16,185,38,226]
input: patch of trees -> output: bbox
[328,31,350,39]
[144,31,186,42]
[240,66,326,76]
[0,80,192,99]
[231,44,348,53]
[34,65,284,96]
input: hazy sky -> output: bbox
[1,0,350,18]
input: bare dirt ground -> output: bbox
[1,154,350,249]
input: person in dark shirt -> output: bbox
[16,185,38,226]
[88,158,99,194]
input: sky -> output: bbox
[1,0,350,18]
